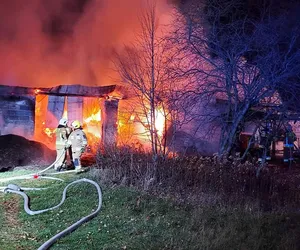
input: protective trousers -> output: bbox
[72,149,82,170]
[54,148,66,170]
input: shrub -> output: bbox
[92,147,300,212]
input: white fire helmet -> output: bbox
[59,118,68,126]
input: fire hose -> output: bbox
[0,149,103,250]
[0,148,69,183]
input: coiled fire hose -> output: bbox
[2,178,102,250]
[0,150,103,250]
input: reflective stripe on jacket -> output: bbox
[56,127,71,149]
[68,129,88,152]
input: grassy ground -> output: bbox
[1,170,300,250]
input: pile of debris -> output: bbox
[0,134,56,172]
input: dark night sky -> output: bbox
[178,0,300,58]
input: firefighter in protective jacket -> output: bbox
[67,120,88,171]
[55,118,71,171]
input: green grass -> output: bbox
[1,170,300,250]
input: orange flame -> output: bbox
[117,105,168,152]
[153,108,165,137]
[35,95,103,152]
[84,110,101,123]
[44,127,56,137]
[35,95,167,154]
[145,107,166,138]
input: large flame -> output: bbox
[117,103,168,151]
[84,110,101,123]
[82,97,102,151]
[152,108,165,137]
[34,94,168,154]
[34,95,103,152]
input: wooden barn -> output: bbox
[0,84,121,150]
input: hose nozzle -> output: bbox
[4,183,21,193]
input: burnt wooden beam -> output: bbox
[37,92,109,98]
[0,84,122,99]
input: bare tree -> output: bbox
[171,0,300,156]
[113,1,177,157]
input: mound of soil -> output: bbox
[0,134,56,172]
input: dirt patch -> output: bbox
[0,134,56,172]
[2,196,20,227]
[1,195,36,249]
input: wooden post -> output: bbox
[272,140,276,158]
[67,96,83,124]
[101,99,119,148]
[46,95,65,127]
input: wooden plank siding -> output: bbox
[102,99,119,146]
[67,96,83,124]
[46,96,65,127]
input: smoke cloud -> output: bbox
[0,0,172,87]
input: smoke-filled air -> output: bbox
[0,0,172,87]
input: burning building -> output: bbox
[0,84,120,151]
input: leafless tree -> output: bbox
[171,0,300,156]
[113,1,179,157]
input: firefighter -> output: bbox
[283,124,296,164]
[67,120,88,172]
[255,121,272,163]
[55,118,71,171]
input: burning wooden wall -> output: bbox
[34,85,118,150]
[0,84,171,154]
[0,84,119,151]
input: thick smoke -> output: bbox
[0,0,172,87]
